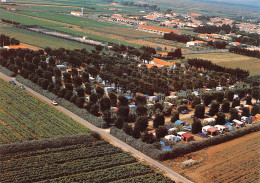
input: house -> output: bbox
[137,25,181,35]
[207,127,219,136]
[229,42,241,47]
[71,11,83,17]
[164,135,180,142]
[182,133,194,142]
[3,45,27,49]
[186,41,207,47]
[7,7,16,11]
[214,125,229,133]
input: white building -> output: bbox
[1,0,11,2]
[186,41,207,47]
[71,11,83,17]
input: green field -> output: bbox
[0,78,90,144]
[0,135,173,182]
[0,24,95,50]
[185,52,260,76]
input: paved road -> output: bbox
[183,49,228,55]
[0,72,193,183]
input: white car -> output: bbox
[51,100,58,106]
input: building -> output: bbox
[182,133,194,142]
[7,7,16,11]
[3,45,27,49]
[186,41,207,47]
[1,0,11,2]
[137,25,181,35]
[71,11,83,17]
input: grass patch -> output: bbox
[184,52,260,76]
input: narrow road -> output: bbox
[0,71,193,183]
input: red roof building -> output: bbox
[138,25,181,35]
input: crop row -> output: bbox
[1,153,137,182]
[1,143,122,172]
[113,173,174,183]
[41,162,154,183]
[0,79,89,143]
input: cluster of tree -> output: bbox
[120,1,160,11]
[163,32,192,43]
[229,47,260,58]
[194,24,232,34]
[208,40,227,49]
[0,34,20,47]
[232,32,260,46]
[187,58,249,80]
[1,18,20,25]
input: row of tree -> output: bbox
[187,58,249,79]
[229,47,260,58]
[194,24,233,34]
[0,34,20,47]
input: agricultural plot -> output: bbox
[0,78,90,144]
[0,135,173,183]
[0,24,94,50]
[163,131,260,183]
[185,52,260,76]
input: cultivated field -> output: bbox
[0,78,90,144]
[163,131,260,183]
[0,136,173,182]
[185,52,260,76]
[0,24,94,50]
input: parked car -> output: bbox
[9,80,16,85]
[51,100,58,106]
[181,110,189,114]
[18,85,25,90]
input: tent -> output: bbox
[174,120,185,126]
[160,141,166,147]
[163,146,171,151]
[128,105,137,110]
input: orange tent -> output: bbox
[255,114,260,120]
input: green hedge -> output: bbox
[16,75,107,128]
[0,65,15,77]
[111,124,260,160]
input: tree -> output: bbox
[76,88,85,97]
[241,107,250,117]
[170,111,179,123]
[115,118,124,129]
[155,126,168,139]
[216,92,224,103]
[102,110,111,125]
[132,127,141,139]
[229,108,239,122]
[174,48,182,58]
[215,112,226,125]
[226,90,235,101]
[90,93,98,104]
[251,105,260,116]
[208,102,220,116]
[90,104,100,117]
[81,72,89,83]
[118,96,129,106]
[76,97,85,108]
[95,45,104,52]
[117,106,130,122]
[135,116,148,132]
[221,100,230,113]
[153,103,163,112]
[136,105,148,117]
[202,93,212,106]
[194,104,205,118]
[109,92,117,107]
[96,86,104,99]
[122,123,133,136]
[100,97,111,112]
[153,113,165,128]
[191,118,202,134]
[141,131,157,144]
[191,97,201,108]
[246,95,252,105]
[252,87,260,102]
[231,98,240,108]
[135,95,147,106]
[73,76,82,88]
